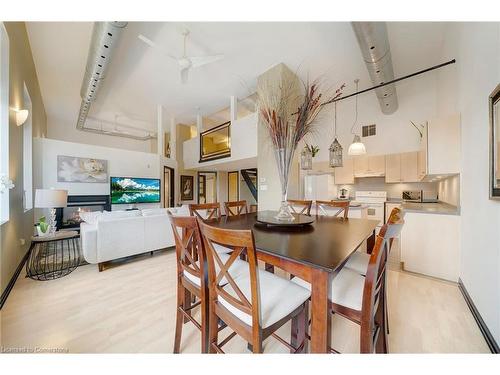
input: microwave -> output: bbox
[402,190,422,202]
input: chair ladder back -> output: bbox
[315,200,350,218]
[224,200,248,217]
[189,203,221,221]
[198,218,262,327]
[287,199,312,216]
[168,213,205,282]
[360,215,405,353]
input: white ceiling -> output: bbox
[26,22,446,134]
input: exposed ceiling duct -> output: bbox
[351,22,398,114]
[77,22,156,141]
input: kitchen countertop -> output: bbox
[385,199,460,215]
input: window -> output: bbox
[23,83,33,211]
[0,23,10,224]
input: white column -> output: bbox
[196,114,203,135]
[156,105,164,156]
[230,95,237,123]
[170,116,177,161]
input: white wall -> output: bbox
[34,137,161,211]
[438,175,460,206]
[183,113,257,170]
[47,115,154,153]
[436,22,500,344]
[307,74,437,163]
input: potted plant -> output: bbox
[35,216,51,237]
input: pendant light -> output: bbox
[300,146,313,170]
[348,79,366,156]
[329,101,343,168]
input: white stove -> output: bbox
[353,191,387,233]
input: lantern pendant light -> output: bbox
[348,79,366,156]
[300,146,313,170]
[329,101,343,168]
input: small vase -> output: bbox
[274,148,295,221]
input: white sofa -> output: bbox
[80,205,190,271]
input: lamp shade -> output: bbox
[15,109,29,126]
[35,189,68,208]
[347,135,366,156]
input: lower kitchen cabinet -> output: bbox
[400,212,460,282]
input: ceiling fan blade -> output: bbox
[138,34,156,47]
[138,34,177,61]
[180,68,189,84]
[189,55,224,68]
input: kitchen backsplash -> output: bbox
[336,177,439,200]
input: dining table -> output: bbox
[206,210,379,353]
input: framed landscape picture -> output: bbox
[180,175,194,201]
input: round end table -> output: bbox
[26,231,81,281]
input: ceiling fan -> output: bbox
[138,29,224,84]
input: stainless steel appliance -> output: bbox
[338,188,350,200]
[402,190,422,202]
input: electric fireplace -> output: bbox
[55,195,111,231]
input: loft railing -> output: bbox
[199,121,231,162]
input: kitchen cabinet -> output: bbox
[400,212,460,282]
[418,113,460,180]
[386,152,419,183]
[353,155,386,177]
[334,158,354,185]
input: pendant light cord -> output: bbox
[333,101,337,137]
[350,79,359,135]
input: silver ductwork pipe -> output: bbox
[351,22,398,114]
[76,21,156,141]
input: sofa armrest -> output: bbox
[80,222,98,264]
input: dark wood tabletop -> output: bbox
[206,211,379,273]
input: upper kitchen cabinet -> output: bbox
[418,114,461,180]
[334,158,355,184]
[386,152,419,183]
[353,154,386,177]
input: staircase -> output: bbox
[240,168,257,202]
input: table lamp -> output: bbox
[35,189,68,233]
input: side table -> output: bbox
[26,231,81,280]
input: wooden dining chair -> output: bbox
[168,212,209,353]
[224,200,248,217]
[291,216,405,353]
[198,218,311,354]
[315,200,350,218]
[168,211,249,353]
[287,199,313,216]
[343,207,405,336]
[345,207,405,276]
[189,203,222,221]
[249,204,258,213]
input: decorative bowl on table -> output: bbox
[255,210,315,227]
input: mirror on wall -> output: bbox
[490,84,500,199]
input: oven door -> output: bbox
[365,203,385,227]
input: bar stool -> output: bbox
[315,200,350,218]
[224,200,248,217]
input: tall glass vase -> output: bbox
[274,147,296,221]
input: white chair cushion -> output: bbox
[291,267,365,311]
[183,253,248,287]
[344,251,370,276]
[219,269,311,328]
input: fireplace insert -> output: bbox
[55,195,111,231]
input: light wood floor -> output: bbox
[0,249,490,353]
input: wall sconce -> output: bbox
[12,108,29,126]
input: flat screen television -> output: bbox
[110,177,161,204]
